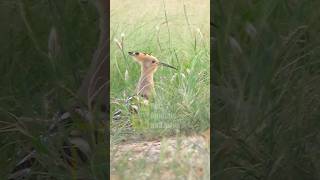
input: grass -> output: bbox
[213,0,320,179]
[0,1,107,179]
[110,0,210,139]
[0,0,210,179]
[110,0,210,179]
[111,135,210,179]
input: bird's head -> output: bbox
[128,51,177,73]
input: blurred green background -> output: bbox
[0,1,107,179]
[213,0,320,179]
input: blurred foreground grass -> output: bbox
[0,1,107,179]
[213,0,320,179]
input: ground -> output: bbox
[111,133,210,180]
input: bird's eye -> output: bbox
[152,60,156,63]
[135,52,139,55]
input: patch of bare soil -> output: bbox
[111,134,210,180]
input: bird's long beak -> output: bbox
[159,62,177,70]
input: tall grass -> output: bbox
[213,0,320,179]
[0,1,108,179]
[110,1,210,179]
[110,0,210,140]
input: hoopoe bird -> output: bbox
[128,51,177,99]
[112,51,177,128]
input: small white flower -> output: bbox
[114,38,122,50]
[142,99,149,105]
[125,69,129,81]
[196,28,203,39]
[181,73,186,79]
[171,73,177,82]
[120,34,125,49]
[186,68,191,74]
